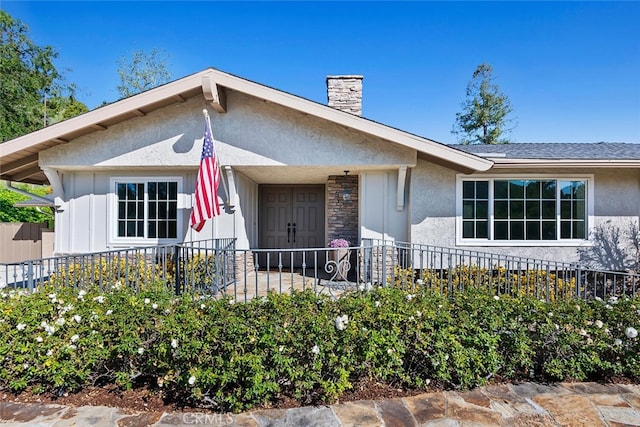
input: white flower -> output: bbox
[48,293,56,300]
[73,315,81,323]
[416,310,422,318]
[625,327,638,339]
[67,344,77,350]
[43,323,55,335]
[188,375,196,386]
[387,348,393,355]
[494,295,500,301]
[374,301,380,308]
[615,338,623,346]
[595,320,603,329]
[279,345,284,352]
[200,304,205,309]
[16,323,26,331]
[548,312,553,317]
[61,304,74,314]
[578,329,587,336]
[438,304,443,309]
[137,347,144,355]
[605,304,613,310]
[416,279,424,286]
[595,296,602,302]
[93,296,105,303]
[144,298,150,304]
[22,363,29,370]
[609,296,618,304]
[152,303,158,310]
[55,318,65,326]
[106,309,113,315]
[406,294,414,301]
[335,314,348,331]
[78,290,87,299]
[409,316,415,321]
[70,334,79,343]
[575,304,581,311]
[46,349,53,356]
[311,345,320,355]
[113,281,122,290]
[171,338,178,349]
[36,336,43,342]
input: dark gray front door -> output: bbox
[259,185,325,268]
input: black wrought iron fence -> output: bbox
[2,238,639,302]
[365,240,640,301]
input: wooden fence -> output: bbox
[0,222,54,263]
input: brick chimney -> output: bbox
[326,75,363,116]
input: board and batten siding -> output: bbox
[360,170,409,244]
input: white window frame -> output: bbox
[455,173,594,247]
[109,176,184,246]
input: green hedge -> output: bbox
[1,284,639,412]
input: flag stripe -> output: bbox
[190,115,221,231]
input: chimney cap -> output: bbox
[326,75,364,80]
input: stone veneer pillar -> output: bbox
[326,75,363,116]
[326,174,359,247]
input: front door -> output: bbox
[259,185,325,268]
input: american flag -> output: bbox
[190,114,221,231]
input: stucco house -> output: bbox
[1,68,639,270]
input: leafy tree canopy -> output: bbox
[116,48,172,98]
[0,11,87,142]
[0,182,53,224]
[452,63,515,145]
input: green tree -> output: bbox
[0,11,85,142]
[116,48,172,98]
[452,63,515,145]
[0,182,53,225]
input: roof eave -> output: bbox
[1,68,493,180]
[490,158,640,168]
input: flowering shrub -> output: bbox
[390,265,576,301]
[1,284,640,412]
[329,239,350,248]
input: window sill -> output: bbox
[455,239,593,248]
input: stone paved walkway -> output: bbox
[1,382,640,426]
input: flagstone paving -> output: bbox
[2,382,640,426]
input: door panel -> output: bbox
[259,185,325,268]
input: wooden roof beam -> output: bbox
[7,165,42,182]
[1,153,39,174]
[202,75,227,113]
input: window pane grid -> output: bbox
[116,180,179,240]
[462,181,488,239]
[147,181,178,239]
[461,178,586,242]
[116,183,145,237]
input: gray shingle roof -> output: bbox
[448,143,640,160]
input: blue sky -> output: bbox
[3,1,639,144]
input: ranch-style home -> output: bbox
[1,68,639,271]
